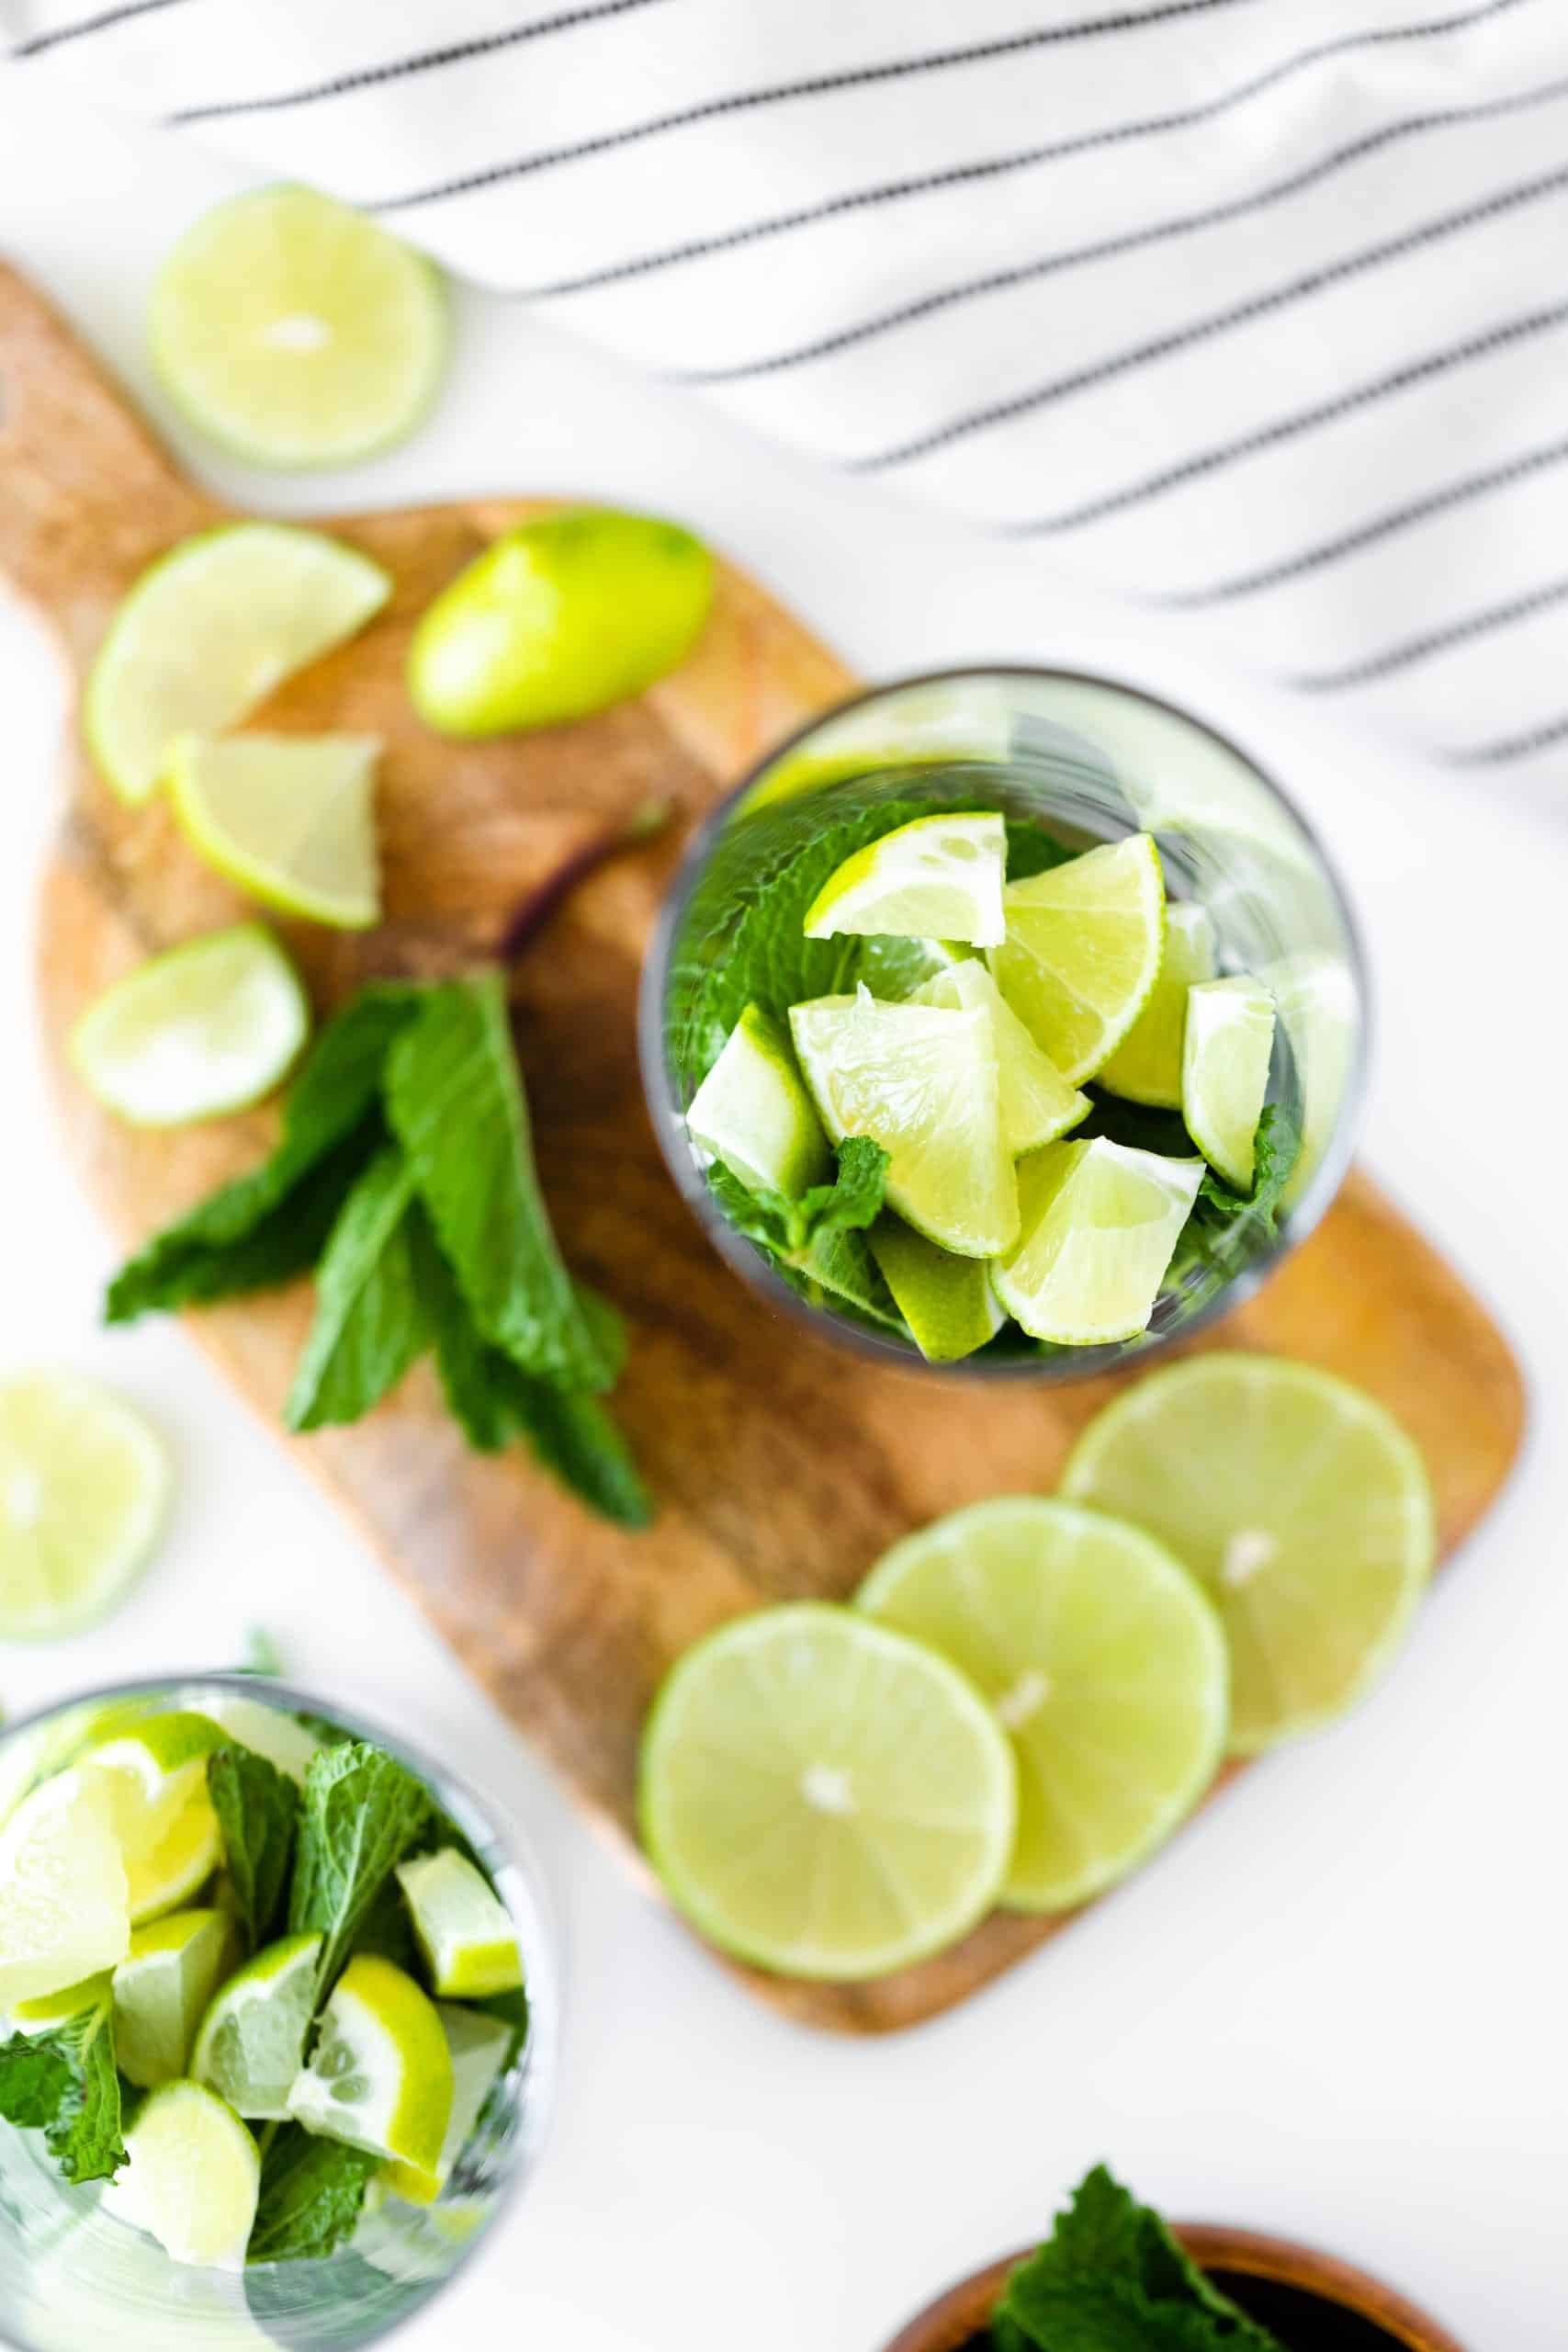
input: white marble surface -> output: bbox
[0,87,1561,2352]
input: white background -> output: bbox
[0,87,1562,2352]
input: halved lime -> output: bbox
[104,2080,259,2270]
[113,1907,235,2089]
[1183,976,1277,1193]
[638,1602,1016,1980]
[287,1953,454,2175]
[988,833,1165,1082]
[790,989,1017,1256]
[151,185,448,470]
[1062,1354,1437,1751]
[382,2004,513,2205]
[0,1373,168,1639]
[168,732,381,930]
[803,813,1007,947]
[859,1498,1227,1908]
[197,1695,322,1788]
[992,1138,1202,1345]
[685,1002,829,1199]
[869,1217,1005,1363]
[85,522,391,805]
[1099,900,1216,1107]
[911,957,1088,1155]
[0,1769,130,2007]
[191,1930,322,2119]
[394,1849,522,2000]
[70,924,310,1127]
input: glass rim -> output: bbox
[637,660,1374,1384]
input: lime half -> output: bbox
[1100,901,1216,1107]
[287,1954,454,2175]
[869,1218,1005,1363]
[639,1602,1017,1980]
[104,2080,259,2270]
[859,1498,1227,1908]
[70,924,310,1127]
[1182,976,1277,1193]
[989,833,1165,1082]
[0,1373,168,1639]
[804,812,1008,947]
[911,957,1088,1155]
[169,732,382,930]
[1063,1354,1437,1751]
[191,1929,322,2120]
[991,1138,1202,1345]
[0,1768,130,2007]
[112,1907,235,2089]
[395,1849,523,2000]
[685,1002,829,1200]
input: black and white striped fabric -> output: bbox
[8,0,1568,775]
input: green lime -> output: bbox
[638,1602,1016,1980]
[803,812,1007,948]
[381,2004,513,2205]
[286,1953,454,2175]
[151,185,448,469]
[103,2080,259,2271]
[1062,1354,1437,1751]
[168,731,381,930]
[685,1002,829,1199]
[11,1971,115,2029]
[988,833,1166,1083]
[70,923,310,1128]
[112,1907,235,2089]
[190,1930,322,2119]
[122,1798,223,1927]
[395,1848,523,2000]
[82,1709,227,1924]
[859,1498,1227,1908]
[1182,976,1277,1192]
[868,1217,1004,1363]
[1099,901,1216,1107]
[197,1695,322,1788]
[85,522,390,805]
[991,1138,1202,1345]
[0,1769,130,2007]
[911,957,1088,1155]
[855,934,978,1000]
[0,1373,168,1639]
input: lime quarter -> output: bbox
[868,1218,1005,1363]
[1182,976,1277,1193]
[103,2080,260,2271]
[0,1373,168,1640]
[685,1003,829,1200]
[803,812,1007,947]
[395,1848,523,1999]
[381,2004,513,2205]
[0,1768,130,2007]
[112,1908,235,2089]
[190,1930,322,2120]
[911,957,1088,1155]
[1100,901,1216,1107]
[70,924,310,1128]
[286,1953,454,2175]
[168,732,381,930]
[991,1137,1202,1345]
[988,833,1165,1083]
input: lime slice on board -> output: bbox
[638,1602,1017,1980]
[381,2004,513,2205]
[991,1138,1203,1345]
[85,521,390,805]
[1062,1354,1438,1752]
[988,833,1165,1083]
[685,1002,829,1200]
[790,990,1017,1257]
[1100,900,1216,1107]
[868,1218,1005,1363]
[197,1695,322,1789]
[0,1373,168,1639]
[0,1769,130,2007]
[168,732,381,930]
[803,812,1008,947]
[287,1953,454,2175]
[911,957,1088,1155]
[70,924,310,1128]
[1182,976,1277,1193]
[151,185,448,470]
[103,2080,260,2271]
[191,1930,322,2120]
[112,1907,235,2089]
[394,1849,523,2000]
[858,1498,1228,1908]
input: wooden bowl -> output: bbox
[879,2225,1466,2351]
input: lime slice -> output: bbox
[686,1002,829,1200]
[198,1695,322,1789]
[168,732,381,930]
[103,2080,259,2270]
[287,1953,454,2175]
[991,1138,1203,1345]
[0,1770,130,2007]
[1182,976,1277,1193]
[803,812,1007,948]
[911,958,1088,1155]
[0,1373,168,1639]
[70,924,310,1129]
[113,1908,235,2089]
[151,185,448,470]
[868,1218,1005,1363]
[988,833,1166,1083]
[382,2004,513,2205]
[790,989,1017,1257]
[190,1930,322,2119]
[638,1602,1017,1980]
[85,522,390,806]
[858,1498,1227,1908]
[395,1849,523,2000]
[1099,901,1216,1108]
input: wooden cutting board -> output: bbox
[5,261,1526,2033]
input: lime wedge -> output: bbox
[789,989,1017,1256]
[85,522,390,806]
[0,1769,130,2007]
[151,185,448,470]
[395,1849,522,2000]
[11,1971,115,2029]
[0,1373,168,1639]
[988,833,1166,1082]
[168,732,381,930]
[103,2080,259,2270]
[911,958,1088,1155]
[82,1710,226,1923]
[113,1908,235,2089]
[197,1696,322,1789]
[868,1218,1005,1363]
[70,924,310,1128]
[1100,901,1216,1107]
[124,1799,223,1926]
[1182,976,1277,1193]
[991,1138,1203,1345]
[191,1930,322,2120]
[858,1498,1227,1908]
[381,2004,513,2205]
[638,1602,1016,1980]
[686,1002,829,1200]
[1063,1355,1437,1751]
[287,1954,454,2175]
[803,813,1007,947]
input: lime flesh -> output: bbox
[381,2005,513,2205]
[0,1373,168,1639]
[911,957,1088,1155]
[69,924,310,1127]
[395,1849,523,1999]
[191,1930,322,2120]
[988,833,1166,1083]
[803,812,1007,947]
[686,1002,829,1200]
[1100,901,1216,1107]
[991,1138,1203,1345]
[287,1954,454,2175]
[113,1908,235,2089]
[104,2080,260,2271]
[168,731,382,930]
[1182,976,1277,1193]
[0,1769,130,2007]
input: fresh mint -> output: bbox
[0,1987,125,2186]
[288,1740,434,1993]
[208,1745,299,1954]
[707,1148,903,1336]
[1188,1102,1299,1250]
[284,1147,426,1431]
[246,2124,378,2265]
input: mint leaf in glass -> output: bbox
[208,1745,299,1954]
[0,1986,125,2186]
[246,2123,378,2265]
[288,1741,433,1991]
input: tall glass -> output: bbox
[0,1674,558,2352]
[641,666,1369,1376]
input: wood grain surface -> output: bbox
[2,260,1526,2033]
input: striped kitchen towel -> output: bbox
[7,0,1568,775]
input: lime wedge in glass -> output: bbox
[0,1373,168,1639]
[85,522,390,805]
[151,185,448,469]
[0,1769,130,2007]
[1182,975,1277,1193]
[1062,1354,1437,1752]
[638,1602,1016,1980]
[70,924,310,1128]
[803,812,1007,947]
[395,1849,523,1999]
[859,1498,1227,1908]
[911,957,1088,1155]
[988,833,1165,1082]
[123,1798,223,1926]
[81,1709,226,1924]
[382,2005,513,2206]
[790,989,1017,1256]
[103,2080,259,2271]
[191,1930,323,2120]
[112,1907,235,2089]
[287,1954,454,2175]
[168,731,381,930]
[198,1695,322,1789]
[991,1137,1202,1345]
[685,1002,829,1199]
[868,1217,1005,1363]
[1099,901,1216,1107]
[11,1971,115,2030]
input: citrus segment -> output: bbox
[868,1218,1005,1363]
[168,731,382,930]
[395,1849,523,2000]
[803,812,1008,947]
[1100,901,1216,1107]
[103,2080,260,2271]
[0,1770,130,2007]
[988,833,1165,1082]
[112,1908,235,2089]
[686,1002,829,1200]
[381,2005,513,2205]
[1182,976,1277,1193]
[911,957,1088,1155]
[991,1138,1202,1345]
[191,1930,322,2120]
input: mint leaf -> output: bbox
[288,1741,434,1991]
[247,2123,378,2265]
[0,2037,74,2130]
[407,1204,513,1451]
[706,1156,905,1336]
[712,1137,888,1259]
[0,1989,126,2186]
[1188,1103,1300,1248]
[1004,816,1075,882]
[208,1746,299,1954]
[284,1148,428,1432]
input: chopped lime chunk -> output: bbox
[168,732,381,930]
[113,1908,235,2089]
[1100,901,1216,1107]
[0,1373,168,1640]
[395,1849,523,2000]
[911,957,1088,1155]
[81,1710,227,1925]
[381,2005,513,2205]
[191,1930,322,2120]
[0,1770,130,2007]
[988,833,1166,1083]
[868,1218,1005,1363]
[197,1696,321,1789]
[991,1137,1202,1345]
[1182,976,1277,1192]
[686,1002,829,1200]
[103,2080,259,2271]
[11,1971,115,2029]
[286,1954,453,2175]
[803,811,1008,947]
[70,924,310,1128]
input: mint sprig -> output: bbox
[0,1986,126,2186]
[247,2125,378,2265]
[208,1745,299,1954]
[288,1741,434,1994]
